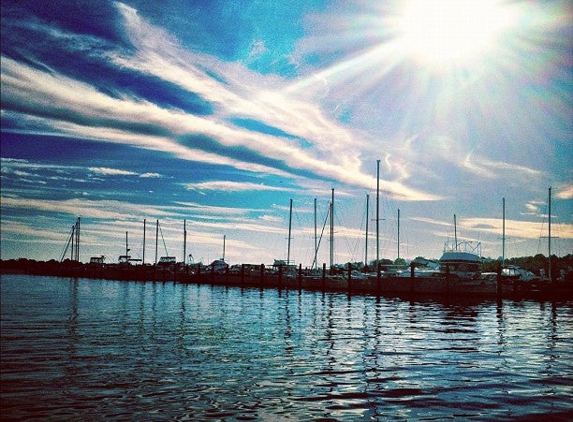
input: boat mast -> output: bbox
[314,197,318,269]
[502,198,505,265]
[454,214,458,251]
[330,188,334,270]
[183,219,187,265]
[222,235,226,261]
[125,231,129,260]
[397,208,400,260]
[142,219,146,265]
[75,217,80,262]
[376,160,380,268]
[155,219,159,264]
[365,194,369,267]
[547,186,553,281]
[70,223,75,261]
[287,199,293,266]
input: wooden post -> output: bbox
[497,263,502,298]
[377,261,381,293]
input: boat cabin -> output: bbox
[157,256,176,266]
[208,259,228,274]
[439,251,482,278]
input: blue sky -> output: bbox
[1,0,572,266]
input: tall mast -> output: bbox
[397,208,400,260]
[183,219,187,265]
[155,219,159,264]
[125,231,129,259]
[142,219,146,265]
[502,198,505,265]
[330,188,334,270]
[287,199,293,266]
[365,194,369,267]
[75,217,80,262]
[314,197,318,269]
[222,235,226,261]
[376,160,380,267]
[70,224,75,261]
[454,214,458,250]
[547,186,553,281]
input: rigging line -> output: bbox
[312,205,330,269]
[159,223,169,256]
[290,203,304,264]
[60,224,75,262]
[332,203,354,263]
[344,207,363,263]
[536,202,548,255]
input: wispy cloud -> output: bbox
[0,196,178,220]
[88,167,138,176]
[462,154,542,180]
[140,172,161,178]
[556,185,573,200]
[173,201,260,216]
[462,217,573,240]
[411,215,573,240]
[185,181,291,192]
[524,201,544,216]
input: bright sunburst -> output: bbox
[394,0,516,66]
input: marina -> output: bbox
[2,187,571,301]
[0,188,573,300]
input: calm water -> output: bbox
[1,275,572,421]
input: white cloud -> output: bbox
[462,154,542,180]
[0,195,177,220]
[185,181,291,192]
[88,167,138,176]
[462,217,573,240]
[556,185,573,200]
[173,201,258,215]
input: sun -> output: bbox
[393,0,515,66]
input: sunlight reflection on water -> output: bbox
[1,275,572,421]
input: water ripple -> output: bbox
[2,275,573,421]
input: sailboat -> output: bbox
[207,235,228,274]
[154,220,176,266]
[497,198,540,282]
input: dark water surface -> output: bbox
[1,274,572,421]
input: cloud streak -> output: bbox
[185,181,292,192]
